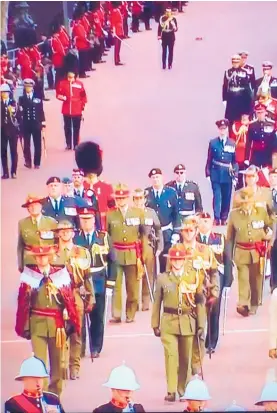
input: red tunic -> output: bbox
[110,8,124,37]
[58,26,70,51]
[72,21,90,50]
[50,37,65,69]
[56,79,87,116]
[26,45,42,68]
[16,49,35,80]
[230,121,249,164]
[132,1,143,15]
[84,180,115,229]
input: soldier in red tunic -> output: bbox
[110,2,125,66]
[56,71,87,150]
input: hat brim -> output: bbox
[78,214,96,218]
[180,395,211,401]
[163,254,186,260]
[15,373,49,380]
[27,249,57,256]
[53,227,77,232]
[21,199,45,208]
[255,399,277,406]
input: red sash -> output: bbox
[13,394,41,413]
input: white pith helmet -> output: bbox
[15,354,49,381]
[103,362,140,391]
[255,381,277,405]
[180,375,211,401]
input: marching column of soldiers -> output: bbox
[3,2,277,413]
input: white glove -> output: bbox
[223,287,231,297]
[171,233,180,245]
[244,160,250,166]
[106,288,113,297]
[102,30,108,36]
[206,176,211,182]
[223,101,227,107]
[155,250,161,257]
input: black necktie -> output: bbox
[76,190,80,197]
[155,191,159,201]
[203,235,207,244]
[86,233,91,245]
[54,199,59,214]
[178,184,182,196]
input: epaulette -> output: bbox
[186,180,199,187]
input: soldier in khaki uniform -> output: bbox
[15,245,80,396]
[107,184,145,323]
[53,220,95,380]
[151,244,206,402]
[177,216,220,375]
[133,188,164,311]
[227,186,273,316]
[17,194,58,272]
[233,165,273,214]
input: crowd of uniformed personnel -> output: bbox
[2,2,277,413]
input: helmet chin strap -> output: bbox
[171,261,184,271]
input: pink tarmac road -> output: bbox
[1,2,277,411]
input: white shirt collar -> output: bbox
[199,232,211,240]
[50,196,62,205]
[153,187,163,196]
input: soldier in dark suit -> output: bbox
[74,206,116,358]
[238,50,256,94]
[157,7,178,70]
[1,83,19,179]
[93,363,145,412]
[4,355,65,413]
[223,54,252,123]
[256,61,277,99]
[205,119,238,226]
[245,103,277,168]
[145,168,180,272]
[41,176,89,229]
[18,78,46,169]
[166,163,203,220]
[197,212,233,352]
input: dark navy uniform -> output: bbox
[4,391,65,413]
[144,186,180,272]
[196,232,233,350]
[245,119,277,167]
[1,96,18,178]
[242,63,256,92]
[93,401,145,413]
[74,229,116,355]
[166,179,203,219]
[205,136,238,223]
[42,195,88,229]
[223,66,252,122]
[157,12,178,69]
[18,92,45,168]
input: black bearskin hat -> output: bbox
[75,141,103,176]
[89,1,100,11]
[61,50,79,78]
[14,27,37,48]
[111,1,121,8]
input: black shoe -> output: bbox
[91,352,100,358]
[221,220,228,225]
[43,98,50,101]
[164,393,176,402]
[103,53,108,56]
[115,62,125,66]
[1,173,9,179]
[142,307,149,311]
[24,163,32,169]
[109,318,122,324]
[237,305,249,317]
[206,347,215,354]
[11,173,17,179]
[162,64,166,70]
[146,28,152,30]
[126,318,134,323]
[213,219,221,226]
[65,146,72,151]
[34,165,40,169]
[95,60,106,64]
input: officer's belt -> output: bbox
[212,160,231,168]
[89,266,106,273]
[161,223,173,232]
[229,87,244,92]
[113,241,141,258]
[163,307,191,316]
[236,241,266,256]
[179,210,194,216]
[31,308,63,327]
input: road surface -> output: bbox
[1,1,277,411]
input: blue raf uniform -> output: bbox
[18,78,46,169]
[205,119,238,225]
[166,164,203,220]
[74,208,116,356]
[145,168,180,272]
[42,176,91,230]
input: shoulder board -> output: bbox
[165,181,174,187]
[33,98,41,103]
[186,180,198,186]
